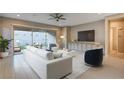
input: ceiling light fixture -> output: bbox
[49,13,66,22]
[60,35,64,39]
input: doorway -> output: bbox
[118,28,124,53]
[109,19,124,58]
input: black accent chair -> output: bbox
[84,48,103,66]
[47,43,57,51]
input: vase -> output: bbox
[0,52,9,58]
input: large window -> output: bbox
[33,31,56,47]
[14,31,32,49]
[14,30,56,50]
[46,32,56,44]
[33,31,46,46]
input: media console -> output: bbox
[68,42,104,52]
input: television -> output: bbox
[78,30,95,42]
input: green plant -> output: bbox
[0,34,12,52]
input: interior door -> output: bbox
[118,28,124,53]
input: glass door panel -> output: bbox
[14,30,32,50]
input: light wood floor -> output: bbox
[0,54,124,79]
[78,56,124,79]
[0,54,39,79]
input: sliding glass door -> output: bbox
[14,29,56,52]
[14,30,32,50]
[33,31,46,46]
[33,30,56,47]
[46,32,56,44]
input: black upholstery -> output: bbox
[84,48,103,66]
[48,43,57,51]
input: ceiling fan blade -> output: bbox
[58,15,63,18]
[60,18,66,20]
[49,13,66,22]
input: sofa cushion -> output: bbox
[53,51,63,59]
[62,51,69,57]
[26,46,37,53]
[51,47,59,52]
[36,49,54,60]
[57,50,76,57]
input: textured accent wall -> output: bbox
[70,20,105,44]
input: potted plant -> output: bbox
[0,34,12,58]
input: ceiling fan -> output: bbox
[48,13,66,22]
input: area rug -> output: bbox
[65,51,90,79]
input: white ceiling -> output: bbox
[0,13,116,27]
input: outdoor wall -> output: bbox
[70,20,105,44]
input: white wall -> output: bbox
[70,20,105,44]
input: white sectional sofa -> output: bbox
[23,46,73,79]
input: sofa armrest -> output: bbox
[47,56,73,79]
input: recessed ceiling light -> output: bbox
[17,14,20,17]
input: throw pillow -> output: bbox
[53,52,63,59]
